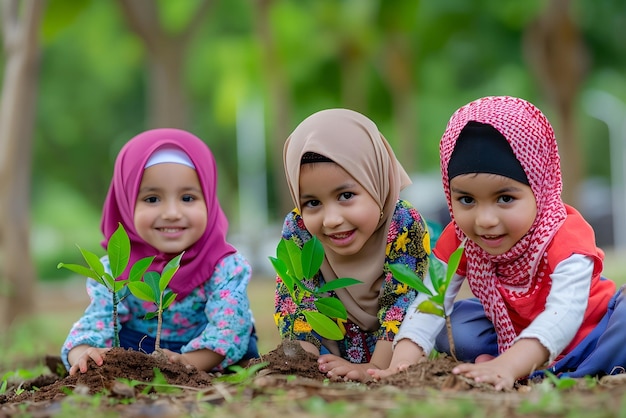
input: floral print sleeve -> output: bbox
[274,200,430,351]
[376,199,430,340]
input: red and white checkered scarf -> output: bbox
[440,96,567,351]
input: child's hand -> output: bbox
[318,354,374,382]
[161,348,191,367]
[69,347,111,375]
[452,358,515,391]
[367,339,427,381]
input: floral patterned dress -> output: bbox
[274,199,430,363]
[61,252,255,372]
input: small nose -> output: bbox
[475,206,498,229]
[162,201,182,220]
[322,207,343,229]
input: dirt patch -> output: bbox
[4,341,626,417]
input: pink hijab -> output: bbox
[101,128,236,299]
[440,96,567,351]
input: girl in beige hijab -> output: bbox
[275,108,430,382]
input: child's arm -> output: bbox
[452,338,549,390]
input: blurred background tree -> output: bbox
[1,0,625,327]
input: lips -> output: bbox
[327,230,355,246]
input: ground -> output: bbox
[2,279,626,417]
[2,340,626,417]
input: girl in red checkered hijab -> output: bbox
[370,96,626,390]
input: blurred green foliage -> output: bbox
[7,0,624,279]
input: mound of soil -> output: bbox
[3,341,626,417]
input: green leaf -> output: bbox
[302,311,344,340]
[127,281,155,302]
[315,297,347,319]
[143,272,162,303]
[144,312,158,320]
[388,263,432,295]
[160,252,183,292]
[108,224,131,278]
[417,300,444,317]
[428,257,446,289]
[317,277,362,294]
[302,236,324,279]
[162,291,177,309]
[101,273,116,289]
[276,239,296,281]
[283,239,304,279]
[269,257,296,297]
[113,279,128,293]
[129,256,155,282]
[57,262,99,281]
[446,240,466,284]
[78,246,106,278]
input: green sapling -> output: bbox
[270,236,361,341]
[389,239,466,361]
[57,223,143,347]
[126,252,183,352]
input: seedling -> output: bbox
[57,223,139,347]
[269,236,361,341]
[389,239,466,360]
[126,253,183,352]
[58,223,181,352]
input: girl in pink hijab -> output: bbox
[62,129,258,374]
[276,108,431,382]
[373,96,626,389]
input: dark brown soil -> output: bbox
[2,341,626,417]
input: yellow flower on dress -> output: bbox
[395,282,410,295]
[273,312,281,326]
[386,241,392,256]
[383,320,401,334]
[394,229,411,253]
[422,229,431,255]
[335,317,347,335]
[293,318,312,333]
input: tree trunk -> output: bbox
[0,0,46,329]
[523,0,589,206]
[253,0,294,217]
[378,33,417,172]
[117,0,213,129]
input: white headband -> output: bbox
[145,146,195,169]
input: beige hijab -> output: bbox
[283,108,411,331]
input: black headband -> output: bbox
[301,151,334,164]
[447,121,529,185]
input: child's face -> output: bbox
[298,162,381,257]
[449,173,537,255]
[134,163,207,254]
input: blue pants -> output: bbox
[434,285,626,378]
[119,326,259,362]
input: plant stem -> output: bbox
[446,315,457,362]
[155,294,163,351]
[112,291,120,347]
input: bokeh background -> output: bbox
[1,0,625,340]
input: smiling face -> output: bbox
[134,163,207,254]
[298,162,381,257]
[450,173,537,255]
